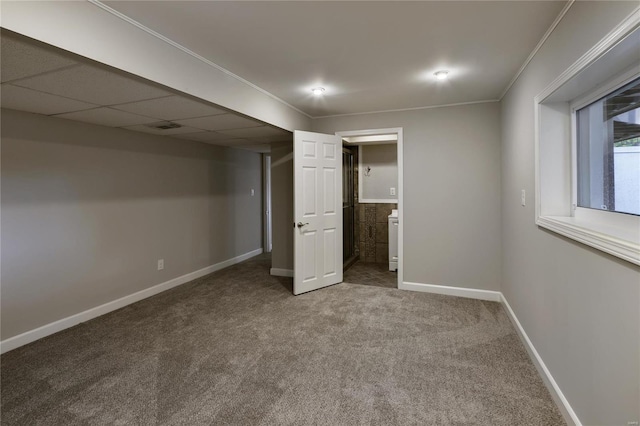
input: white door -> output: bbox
[294,130,343,295]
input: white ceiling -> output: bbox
[1,2,569,150]
[0,30,291,153]
[103,1,568,117]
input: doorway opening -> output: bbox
[342,146,357,269]
[337,128,403,289]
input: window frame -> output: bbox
[534,13,640,266]
[570,71,640,221]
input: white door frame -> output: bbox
[263,154,272,253]
[336,128,404,287]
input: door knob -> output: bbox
[297,222,309,228]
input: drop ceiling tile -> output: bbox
[54,107,157,127]
[1,33,77,83]
[112,95,227,120]
[13,64,171,105]
[211,138,254,146]
[218,125,290,139]
[1,84,98,115]
[174,114,262,131]
[235,144,272,153]
[122,123,204,136]
[177,131,233,142]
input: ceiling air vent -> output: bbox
[145,121,182,130]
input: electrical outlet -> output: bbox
[627,422,639,426]
[521,189,526,206]
[250,188,255,196]
[157,259,164,271]
[390,187,396,196]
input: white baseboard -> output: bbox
[270,268,293,277]
[0,248,263,354]
[501,294,581,426]
[399,281,579,424]
[399,281,501,302]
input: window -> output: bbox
[576,77,640,216]
[534,17,639,266]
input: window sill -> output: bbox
[536,215,640,266]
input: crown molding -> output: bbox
[499,0,575,100]
[88,0,312,119]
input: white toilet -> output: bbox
[388,209,398,271]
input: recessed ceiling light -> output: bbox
[312,87,325,95]
[434,70,449,80]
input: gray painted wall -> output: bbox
[270,141,294,271]
[360,144,398,201]
[500,2,639,424]
[1,109,262,339]
[313,102,502,291]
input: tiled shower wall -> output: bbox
[350,145,396,264]
[357,203,397,263]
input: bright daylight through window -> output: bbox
[576,77,640,216]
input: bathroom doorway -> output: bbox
[337,128,403,289]
[343,147,357,269]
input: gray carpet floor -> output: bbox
[1,254,564,425]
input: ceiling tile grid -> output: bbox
[218,125,290,139]
[122,123,206,136]
[54,107,159,128]
[178,131,235,142]
[174,114,263,131]
[1,32,78,83]
[1,84,98,116]
[12,64,172,106]
[0,29,289,152]
[111,95,228,120]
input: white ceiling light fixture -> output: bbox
[434,70,449,81]
[311,87,325,96]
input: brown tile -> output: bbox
[376,243,389,263]
[364,224,376,241]
[376,223,388,243]
[365,240,376,262]
[359,241,366,258]
[365,205,376,224]
[358,203,365,222]
[376,204,394,223]
[359,223,366,242]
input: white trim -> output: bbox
[537,216,640,265]
[0,248,263,354]
[569,67,640,112]
[315,100,498,119]
[371,281,582,423]
[399,281,501,302]
[270,268,294,277]
[342,134,397,144]
[536,6,640,103]
[263,154,272,253]
[534,9,640,265]
[499,1,575,100]
[501,294,582,426]
[88,0,312,119]
[336,128,404,287]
